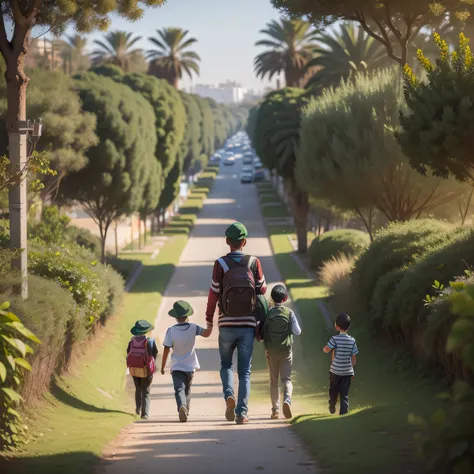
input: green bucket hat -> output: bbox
[225,221,248,241]
[168,300,194,318]
[131,319,154,336]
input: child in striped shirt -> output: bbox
[323,313,358,415]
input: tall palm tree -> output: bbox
[91,31,142,72]
[254,19,318,88]
[62,34,89,73]
[306,23,391,91]
[146,28,200,89]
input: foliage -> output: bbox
[193,94,215,158]
[0,275,83,403]
[61,72,156,261]
[308,229,369,270]
[352,219,454,308]
[147,27,201,89]
[0,70,98,201]
[399,33,474,184]
[207,98,232,150]
[297,68,463,228]
[29,246,108,328]
[270,0,474,66]
[158,152,183,211]
[306,23,392,91]
[385,227,474,347]
[91,30,143,72]
[65,226,102,258]
[62,34,90,73]
[254,18,317,87]
[0,302,40,449]
[319,253,354,287]
[410,277,474,474]
[30,205,70,244]
[253,87,311,252]
[180,92,202,174]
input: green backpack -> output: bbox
[264,306,293,353]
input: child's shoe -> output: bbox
[271,408,279,419]
[179,405,188,422]
[235,413,249,424]
[283,401,292,419]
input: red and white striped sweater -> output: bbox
[206,251,267,328]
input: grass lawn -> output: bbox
[106,255,144,282]
[260,194,282,205]
[2,168,218,474]
[254,225,446,474]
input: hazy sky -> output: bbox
[61,0,282,92]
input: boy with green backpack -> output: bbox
[262,284,301,419]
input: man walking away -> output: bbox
[206,222,267,424]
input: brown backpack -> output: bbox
[218,255,257,317]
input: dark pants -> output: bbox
[172,371,194,412]
[133,375,153,417]
[329,372,352,415]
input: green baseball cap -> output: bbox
[168,300,194,318]
[225,222,248,241]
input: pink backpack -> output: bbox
[127,336,156,378]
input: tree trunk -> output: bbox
[138,216,142,249]
[285,176,309,254]
[99,223,106,265]
[130,216,134,250]
[114,222,119,257]
[143,217,148,245]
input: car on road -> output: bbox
[243,156,253,165]
[241,169,254,183]
[254,166,265,181]
[224,156,235,165]
[253,160,263,169]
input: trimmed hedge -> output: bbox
[352,219,454,307]
[0,274,83,403]
[309,229,369,270]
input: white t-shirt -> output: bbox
[163,322,204,373]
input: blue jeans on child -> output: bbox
[219,326,255,416]
[172,371,194,412]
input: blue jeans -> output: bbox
[172,371,194,412]
[219,326,255,416]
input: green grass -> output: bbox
[259,194,282,205]
[255,225,446,474]
[261,204,289,219]
[106,256,142,281]
[2,168,218,474]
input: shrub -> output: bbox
[66,225,102,258]
[0,302,40,449]
[308,229,369,270]
[352,219,454,308]
[0,275,84,402]
[29,205,70,244]
[385,228,474,347]
[29,245,108,328]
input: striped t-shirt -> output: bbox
[327,333,358,376]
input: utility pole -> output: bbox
[9,119,42,299]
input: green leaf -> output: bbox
[0,334,24,355]
[0,301,10,310]
[6,355,15,370]
[10,322,41,344]
[430,409,446,430]
[1,387,23,402]
[14,358,32,371]
[7,407,21,419]
[0,361,6,382]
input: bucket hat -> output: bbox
[130,319,154,336]
[168,300,194,318]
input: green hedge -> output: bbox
[0,274,83,403]
[385,228,474,344]
[352,219,453,308]
[309,229,369,270]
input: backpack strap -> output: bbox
[218,257,230,273]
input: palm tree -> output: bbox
[62,34,89,73]
[306,23,391,91]
[91,31,142,72]
[146,28,200,89]
[254,19,318,88]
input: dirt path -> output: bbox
[100,162,319,474]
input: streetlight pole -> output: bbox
[9,119,42,299]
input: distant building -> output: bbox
[194,80,249,104]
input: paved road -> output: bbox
[101,160,318,474]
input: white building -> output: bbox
[194,81,248,105]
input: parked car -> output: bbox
[241,169,254,183]
[253,160,263,169]
[254,167,265,181]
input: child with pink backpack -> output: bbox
[126,320,159,419]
